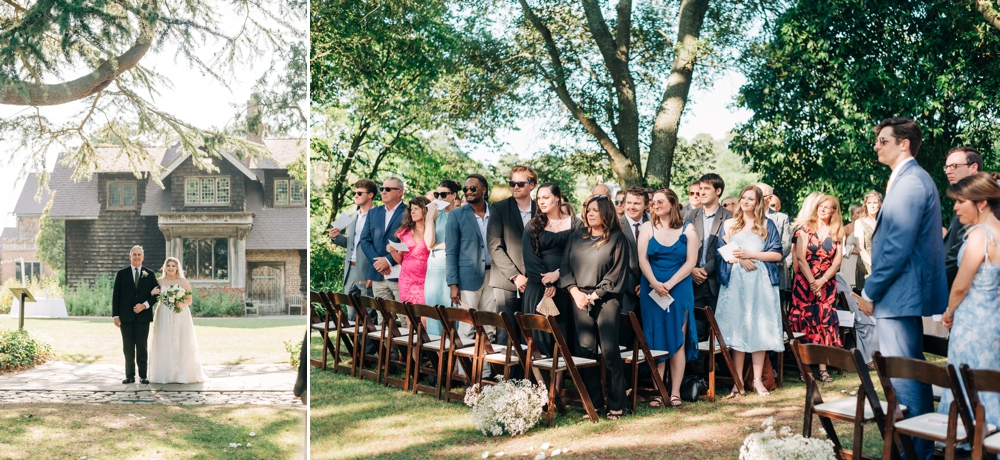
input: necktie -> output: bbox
[134,268,139,288]
[634,222,640,240]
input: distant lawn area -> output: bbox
[0,316,306,365]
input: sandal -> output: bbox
[648,396,664,408]
[818,370,833,383]
[669,395,683,407]
[606,410,624,420]
[753,378,771,397]
[727,387,744,399]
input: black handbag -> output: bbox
[679,375,705,402]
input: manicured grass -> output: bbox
[0,316,306,365]
[0,403,306,459]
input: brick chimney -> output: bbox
[247,96,263,144]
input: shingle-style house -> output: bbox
[1,174,57,284]
[48,139,308,314]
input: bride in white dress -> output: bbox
[148,257,209,384]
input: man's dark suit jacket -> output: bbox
[691,205,733,296]
[112,266,159,322]
[487,197,536,291]
[620,214,649,313]
[359,204,405,281]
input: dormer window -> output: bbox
[107,181,137,210]
[185,177,231,205]
[275,178,304,206]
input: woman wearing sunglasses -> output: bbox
[422,179,461,335]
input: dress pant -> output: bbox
[343,264,376,355]
[372,279,399,301]
[693,280,718,376]
[572,295,626,412]
[456,268,497,343]
[492,287,522,346]
[878,316,933,460]
[854,311,878,365]
[120,321,151,380]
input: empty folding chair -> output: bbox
[472,311,527,386]
[353,295,387,383]
[441,306,478,404]
[694,306,744,401]
[322,292,360,376]
[377,298,415,391]
[309,291,334,370]
[409,303,448,399]
[959,365,1000,459]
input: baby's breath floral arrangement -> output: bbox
[740,417,836,460]
[464,377,547,437]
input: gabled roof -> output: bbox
[13,173,54,215]
[244,184,307,250]
[249,139,307,169]
[1,228,16,239]
[49,146,170,219]
[159,150,257,182]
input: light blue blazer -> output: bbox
[445,205,488,291]
[865,160,948,318]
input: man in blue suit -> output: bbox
[359,177,407,301]
[855,117,947,460]
[447,174,497,343]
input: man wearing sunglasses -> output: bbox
[446,174,498,346]
[942,146,983,289]
[681,180,702,221]
[486,165,537,346]
[359,177,406,301]
[330,179,377,308]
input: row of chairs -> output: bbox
[792,338,1000,459]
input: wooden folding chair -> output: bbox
[322,292,360,376]
[781,301,806,383]
[441,306,478,404]
[516,312,601,425]
[353,295,387,383]
[959,365,1000,459]
[409,303,448,399]
[923,334,949,403]
[792,339,890,460]
[873,352,976,460]
[377,298,415,391]
[472,311,527,386]
[308,291,334,370]
[620,311,670,413]
[694,306,744,401]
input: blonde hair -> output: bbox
[792,192,824,230]
[160,257,185,279]
[862,190,883,220]
[731,185,769,240]
[805,195,845,240]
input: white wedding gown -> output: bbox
[148,279,209,384]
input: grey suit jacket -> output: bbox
[332,211,371,287]
[446,205,489,291]
[487,197,536,291]
[619,214,649,313]
[767,210,793,290]
[691,205,733,296]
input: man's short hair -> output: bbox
[689,179,701,189]
[354,178,378,195]
[699,173,725,195]
[947,146,984,171]
[509,165,538,183]
[130,245,144,255]
[875,117,923,157]
[755,182,774,197]
[467,173,489,191]
[615,189,625,198]
[385,176,406,190]
[625,186,649,204]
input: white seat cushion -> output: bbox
[483,352,520,364]
[454,346,477,357]
[422,338,451,351]
[311,321,337,330]
[533,356,597,371]
[485,344,527,355]
[814,396,906,420]
[620,349,669,363]
[894,412,995,441]
[698,340,721,353]
[985,430,1000,452]
[783,331,806,342]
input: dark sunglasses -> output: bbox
[689,191,699,196]
[433,191,452,199]
[508,180,532,188]
[354,191,369,196]
[614,200,623,206]
[380,187,399,192]
[463,186,479,193]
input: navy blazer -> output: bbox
[717,218,783,287]
[446,205,489,291]
[864,160,948,318]
[358,204,405,281]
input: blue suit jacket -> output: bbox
[865,160,948,318]
[446,205,488,291]
[358,204,405,281]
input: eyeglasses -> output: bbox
[508,180,532,188]
[353,191,369,196]
[463,186,479,193]
[875,137,898,147]
[689,191,699,196]
[380,187,400,192]
[614,200,623,206]
[433,191,452,199]
[943,163,972,172]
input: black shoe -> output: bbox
[139,379,149,385]
[123,378,135,384]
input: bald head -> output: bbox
[592,184,611,196]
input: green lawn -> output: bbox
[0,316,306,365]
[308,335,893,459]
[0,403,306,459]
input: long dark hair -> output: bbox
[581,194,622,248]
[528,183,564,255]
[397,196,431,238]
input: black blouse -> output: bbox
[559,229,628,299]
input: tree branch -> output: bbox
[976,0,1000,30]
[1,0,24,13]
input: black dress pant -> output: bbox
[493,288,522,346]
[571,296,626,412]
[120,321,150,379]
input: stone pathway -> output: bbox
[0,361,304,407]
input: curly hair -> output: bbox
[396,196,431,238]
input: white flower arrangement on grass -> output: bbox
[739,417,836,460]
[159,285,191,313]
[464,377,547,437]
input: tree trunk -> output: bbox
[328,119,370,222]
[976,0,1000,30]
[645,0,710,189]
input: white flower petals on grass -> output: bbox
[495,452,504,457]
[533,453,546,460]
[483,452,489,459]
[249,432,256,437]
[540,442,550,450]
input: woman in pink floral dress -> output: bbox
[388,196,431,304]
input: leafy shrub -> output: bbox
[284,339,302,368]
[310,217,345,293]
[190,286,245,317]
[0,328,53,372]
[64,274,114,316]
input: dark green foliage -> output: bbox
[64,274,114,316]
[0,328,52,372]
[189,287,245,317]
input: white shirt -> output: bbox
[474,206,492,265]
[625,215,642,240]
[861,156,916,302]
[383,202,401,232]
[518,202,532,228]
[351,209,369,263]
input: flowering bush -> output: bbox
[740,417,836,460]
[464,377,547,437]
[190,286,245,317]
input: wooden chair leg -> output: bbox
[777,351,784,388]
[708,350,717,402]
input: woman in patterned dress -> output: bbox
[854,191,882,292]
[789,195,845,382]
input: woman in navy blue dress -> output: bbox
[637,189,699,407]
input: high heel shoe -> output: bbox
[753,378,770,397]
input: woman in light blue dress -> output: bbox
[422,179,461,336]
[939,173,1000,429]
[715,185,785,397]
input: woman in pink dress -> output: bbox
[388,196,431,304]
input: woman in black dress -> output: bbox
[522,183,581,357]
[560,194,628,419]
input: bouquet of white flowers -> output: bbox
[740,417,836,460]
[160,284,191,313]
[464,377,547,437]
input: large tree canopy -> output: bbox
[733,0,1000,208]
[1,0,306,183]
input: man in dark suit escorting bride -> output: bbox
[112,245,160,385]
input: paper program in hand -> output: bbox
[331,214,353,229]
[389,241,410,252]
[648,290,674,312]
[717,242,739,263]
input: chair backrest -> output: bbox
[409,302,444,342]
[439,306,476,349]
[923,334,949,358]
[473,311,524,358]
[960,365,1000,410]
[377,298,412,337]
[793,340,887,427]
[309,291,325,324]
[353,295,383,332]
[624,311,653,355]
[516,312,574,367]
[694,306,730,350]
[873,352,974,433]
